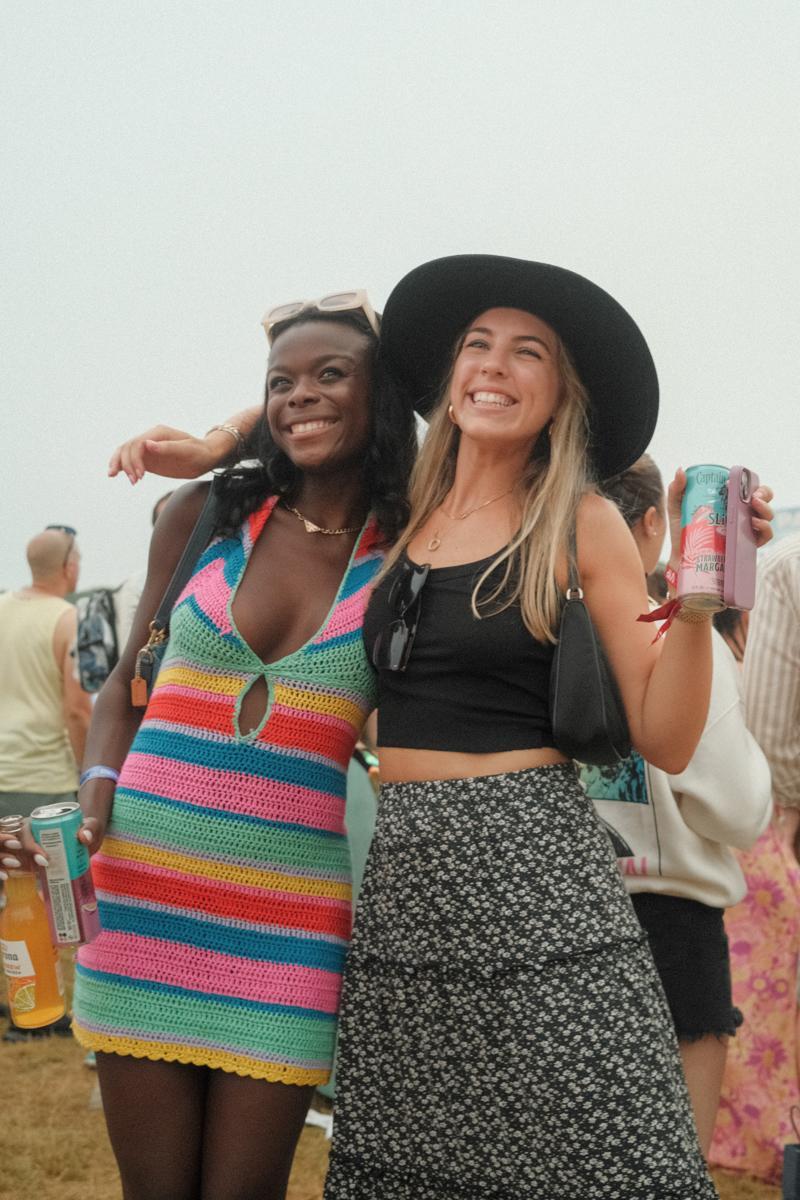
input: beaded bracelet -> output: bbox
[79,765,120,788]
[205,424,246,461]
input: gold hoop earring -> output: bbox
[448,404,457,425]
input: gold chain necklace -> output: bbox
[283,503,361,536]
[426,488,514,552]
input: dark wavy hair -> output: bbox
[211,311,416,544]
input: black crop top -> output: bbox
[363,550,556,753]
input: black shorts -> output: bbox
[631,892,743,1042]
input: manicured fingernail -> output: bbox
[34,853,48,867]
[0,870,7,881]
[79,829,93,843]
[2,856,21,868]
[4,838,22,850]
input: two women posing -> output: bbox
[9,258,774,1198]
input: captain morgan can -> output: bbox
[677,464,728,612]
[29,802,100,946]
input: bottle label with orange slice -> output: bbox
[0,938,37,1017]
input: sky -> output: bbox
[2,1,799,589]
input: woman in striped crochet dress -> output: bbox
[31,297,414,1200]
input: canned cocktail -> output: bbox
[677,464,728,612]
[30,802,100,946]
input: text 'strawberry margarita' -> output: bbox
[30,801,100,947]
[677,465,728,612]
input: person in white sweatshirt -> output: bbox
[581,454,772,1156]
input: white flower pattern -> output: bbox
[325,765,717,1199]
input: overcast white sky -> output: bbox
[3,1,798,588]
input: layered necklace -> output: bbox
[283,503,362,536]
[426,488,514,552]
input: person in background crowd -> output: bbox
[710,534,800,1185]
[591,456,772,1156]
[114,490,174,650]
[0,528,91,822]
[0,526,91,1042]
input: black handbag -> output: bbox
[549,526,631,766]
[130,479,221,707]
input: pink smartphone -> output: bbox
[724,466,759,609]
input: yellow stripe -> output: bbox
[273,681,363,728]
[101,837,352,901]
[156,665,244,696]
[72,1025,329,1086]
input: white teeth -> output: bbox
[290,419,335,434]
[471,391,514,407]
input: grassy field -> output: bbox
[0,1030,781,1200]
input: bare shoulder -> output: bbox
[576,490,637,581]
[155,480,211,541]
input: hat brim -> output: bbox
[380,254,658,480]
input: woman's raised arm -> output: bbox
[108,405,262,484]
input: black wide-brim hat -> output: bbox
[380,254,659,480]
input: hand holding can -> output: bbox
[29,802,101,947]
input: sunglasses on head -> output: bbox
[261,291,380,345]
[45,524,77,567]
[371,558,430,672]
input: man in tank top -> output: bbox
[0,528,92,820]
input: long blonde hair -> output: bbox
[381,329,594,644]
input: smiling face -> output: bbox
[449,307,562,451]
[265,318,373,475]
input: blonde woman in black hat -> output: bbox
[329,257,774,1200]
[109,257,774,1198]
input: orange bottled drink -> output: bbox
[0,816,66,1028]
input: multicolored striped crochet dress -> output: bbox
[73,495,382,1085]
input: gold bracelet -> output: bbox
[205,424,245,460]
[675,606,714,624]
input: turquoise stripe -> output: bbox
[76,962,336,1021]
[340,555,381,600]
[110,790,350,871]
[132,727,345,795]
[306,627,364,656]
[98,900,347,972]
[74,968,336,1059]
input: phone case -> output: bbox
[724,466,759,609]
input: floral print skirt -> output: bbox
[324,765,716,1199]
[710,823,800,1184]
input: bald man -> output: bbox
[0,529,92,818]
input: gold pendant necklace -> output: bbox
[426,488,514,552]
[283,503,361,536]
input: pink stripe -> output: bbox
[313,586,369,642]
[78,932,342,1011]
[98,857,351,916]
[119,754,345,830]
[175,557,234,634]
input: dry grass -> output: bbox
[0,967,780,1200]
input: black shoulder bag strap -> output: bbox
[130,479,221,706]
[566,522,582,598]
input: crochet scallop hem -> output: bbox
[72,1024,330,1087]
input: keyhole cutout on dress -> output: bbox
[237,674,270,737]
